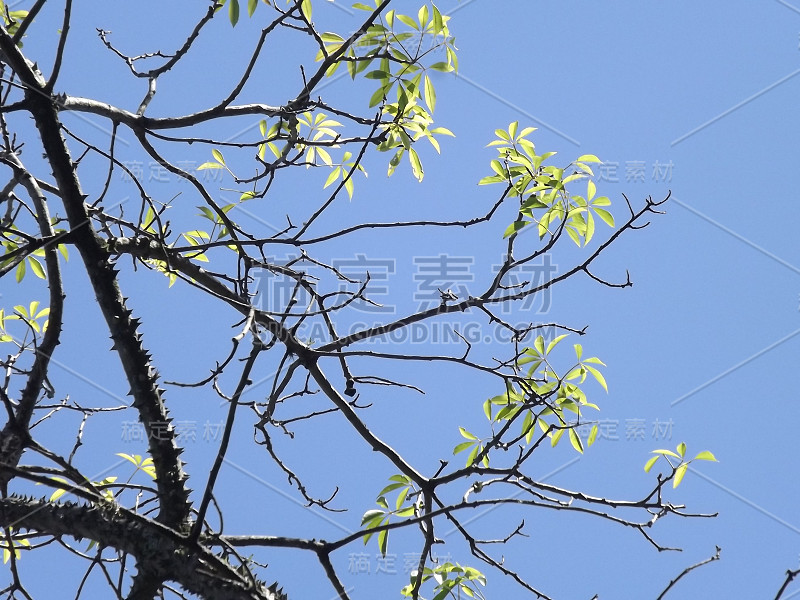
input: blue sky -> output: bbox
[4,1,800,598]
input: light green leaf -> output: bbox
[361,509,385,525]
[300,0,312,20]
[423,74,436,112]
[116,453,138,465]
[395,486,409,511]
[693,450,718,462]
[377,482,406,496]
[677,442,686,458]
[395,506,416,517]
[652,449,681,459]
[550,428,564,447]
[587,424,598,447]
[453,441,474,455]
[502,221,527,239]
[569,428,583,454]
[546,334,569,355]
[593,207,615,227]
[673,462,688,488]
[396,13,418,30]
[465,443,481,467]
[28,256,45,279]
[482,398,492,421]
[458,427,477,440]
[584,365,608,392]
[324,166,341,189]
[408,147,423,181]
[644,455,659,473]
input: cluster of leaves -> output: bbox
[401,562,487,600]
[218,0,284,27]
[0,224,68,283]
[0,530,30,565]
[44,453,155,504]
[480,122,614,245]
[319,3,457,180]
[0,2,29,40]
[361,474,487,600]
[0,301,50,342]
[645,443,717,488]
[360,474,420,556]
[137,204,239,286]
[455,334,607,466]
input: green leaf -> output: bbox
[429,61,454,72]
[229,0,239,26]
[587,424,598,447]
[323,166,341,189]
[377,482,407,496]
[546,334,569,355]
[377,527,388,556]
[577,154,601,163]
[48,477,69,501]
[408,147,423,181]
[117,453,138,465]
[396,13,418,30]
[247,0,258,17]
[27,257,45,279]
[369,85,387,108]
[211,148,225,164]
[15,260,25,282]
[423,75,436,112]
[300,0,312,20]
[465,443,480,467]
[361,509,385,525]
[395,486,409,511]
[593,207,615,227]
[651,449,680,459]
[453,441,474,455]
[644,455,659,473]
[584,365,608,392]
[197,162,223,171]
[395,506,416,517]
[673,462,688,488]
[693,450,718,462]
[365,70,390,80]
[502,221,527,239]
[458,427,477,440]
[677,442,686,458]
[569,428,583,454]
[550,428,564,447]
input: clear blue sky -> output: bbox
[5,1,800,598]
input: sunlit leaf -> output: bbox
[693,450,718,462]
[644,455,659,473]
[673,462,688,488]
